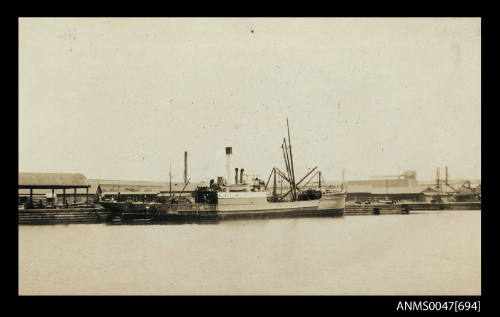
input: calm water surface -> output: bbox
[19,210,481,295]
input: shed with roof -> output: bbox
[19,172,91,208]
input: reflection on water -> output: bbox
[18,210,481,295]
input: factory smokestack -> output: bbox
[445,166,448,185]
[235,168,239,185]
[225,147,232,191]
[240,168,244,184]
[184,151,188,184]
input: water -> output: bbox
[18,210,481,295]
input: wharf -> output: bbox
[18,207,110,225]
[398,201,481,211]
[345,204,406,215]
[18,202,481,224]
[344,201,481,216]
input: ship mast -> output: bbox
[282,140,291,180]
[286,118,297,201]
[274,119,320,201]
[169,162,172,198]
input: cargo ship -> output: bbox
[100,119,345,221]
[100,185,344,222]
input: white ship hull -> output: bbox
[216,191,345,219]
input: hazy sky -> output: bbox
[19,18,481,183]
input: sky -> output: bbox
[19,18,481,183]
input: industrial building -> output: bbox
[346,184,459,203]
[347,170,418,188]
[18,172,202,208]
[344,166,482,203]
[18,151,202,207]
[90,179,199,202]
[18,172,93,208]
[454,181,481,202]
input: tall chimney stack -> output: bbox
[184,151,188,184]
[445,166,448,185]
[225,147,232,191]
[235,168,239,185]
[240,168,244,184]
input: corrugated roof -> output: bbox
[102,191,160,195]
[158,183,199,192]
[19,173,89,188]
[89,179,200,192]
[371,186,429,195]
[421,185,457,194]
[347,185,427,195]
[88,179,169,186]
[346,185,372,193]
